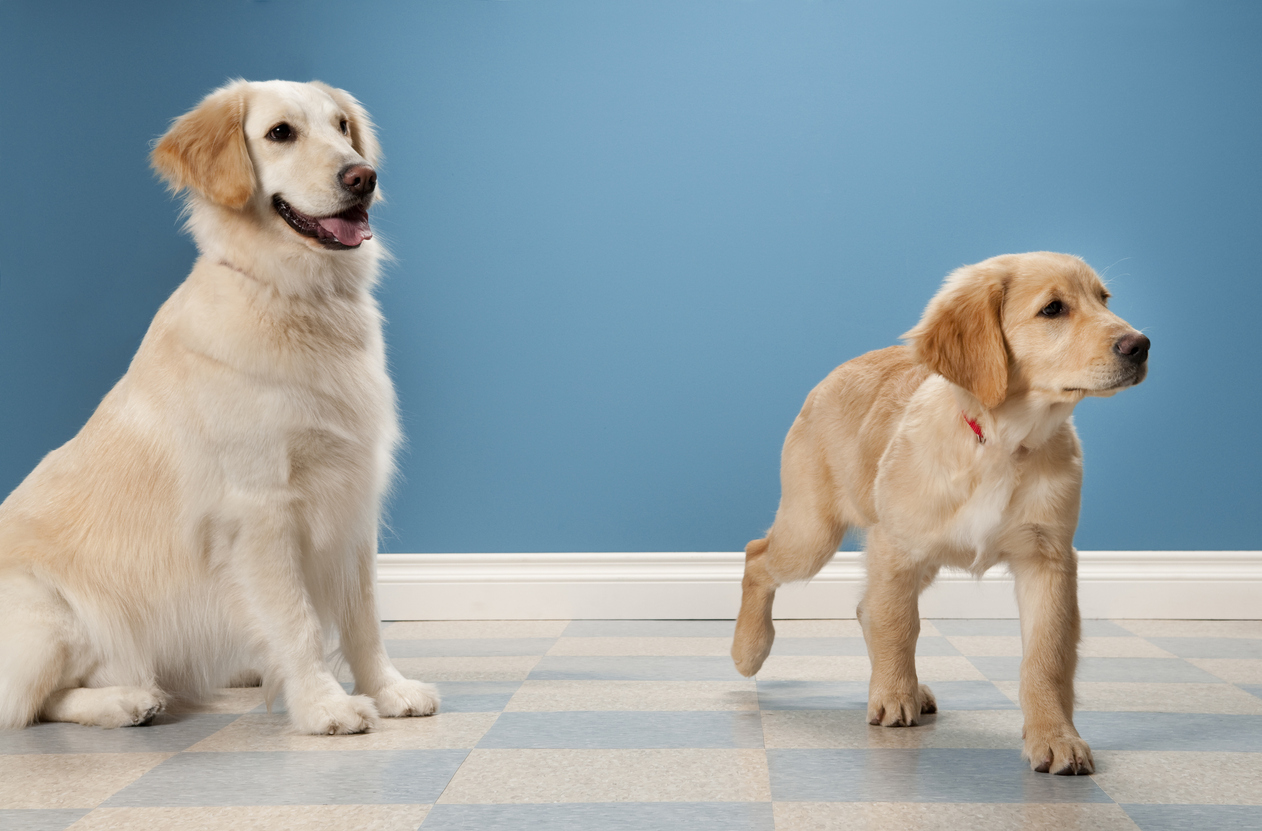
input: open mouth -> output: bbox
[273,195,373,249]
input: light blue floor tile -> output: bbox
[0,810,89,831]
[1145,638,1262,659]
[758,681,871,711]
[102,750,468,806]
[1123,804,1262,831]
[967,657,1221,683]
[0,714,239,755]
[420,802,775,830]
[756,680,1016,711]
[433,681,522,712]
[561,620,736,637]
[529,656,746,681]
[1075,712,1262,752]
[767,749,1110,803]
[386,638,556,657]
[476,711,764,749]
[1240,684,1262,700]
[770,637,958,657]
[932,619,1133,636]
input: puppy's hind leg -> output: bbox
[732,509,845,677]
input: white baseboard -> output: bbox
[375,551,1262,621]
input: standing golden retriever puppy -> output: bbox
[0,81,439,733]
[732,253,1149,774]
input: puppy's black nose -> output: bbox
[340,164,377,197]
[1114,332,1150,363]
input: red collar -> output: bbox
[962,411,985,444]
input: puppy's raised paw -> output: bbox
[372,679,440,718]
[1024,727,1095,775]
[291,693,379,736]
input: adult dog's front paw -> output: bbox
[372,679,440,718]
[867,683,936,727]
[1024,726,1094,775]
[290,693,380,735]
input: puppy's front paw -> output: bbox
[290,693,379,735]
[1024,726,1094,775]
[372,679,440,718]
[867,683,936,727]
[103,689,165,728]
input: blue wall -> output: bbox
[2,1,1259,552]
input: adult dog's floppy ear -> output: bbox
[904,259,1010,409]
[151,81,254,209]
[310,81,381,167]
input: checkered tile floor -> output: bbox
[3,619,1261,830]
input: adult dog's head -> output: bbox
[152,80,380,260]
[904,252,1149,410]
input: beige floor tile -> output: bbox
[166,687,266,715]
[994,680,1023,705]
[1114,620,1262,638]
[1092,751,1262,804]
[382,620,569,639]
[437,748,771,803]
[0,753,171,809]
[773,802,1140,831]
[504,680,758,711]
[1073,682,1262,714]
[387,656,541,681]
[1185,658,1262,684]
[755,655,983,682]
[545,637,732,656]
[186,711,497,751]
[68,805,431,831]
[761,709,1024,750]
[756,656,873,681]
[1078,637,1176,658]
[772,620,866,637]
[947,636,1024,657]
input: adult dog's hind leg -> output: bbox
[0,573,72,729]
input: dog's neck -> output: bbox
[184,197,382,301]
[955,387,1076,453]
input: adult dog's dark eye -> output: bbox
[339,120,349,135]
[266,123,293,142]
[1040,300,1064,317]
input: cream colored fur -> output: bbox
[0,80,439,733]
[732,252,1149,775]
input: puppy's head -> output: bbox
[151,80,380,252]
[904,252,1149,409]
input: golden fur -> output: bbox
[732,252,1150,775]
[0,81,438,733]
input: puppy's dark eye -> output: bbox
[339,120,349,135]
[1040,300,1064,317]
[266,123,293,142]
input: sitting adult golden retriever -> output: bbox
[731,252,1149,775]
[0,80,439,733]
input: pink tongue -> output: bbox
[317,214,372,246]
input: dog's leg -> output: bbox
[229,502,379,735]
[41,686,165,728]
[732,514,845,677]
[338,537,439,718]
[859,530,936,727]
[0,573,75,729]
[1010,550,1094,775]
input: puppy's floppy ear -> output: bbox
[904,260,1010,409]
[151,81,254,209]
[311,81,381,167]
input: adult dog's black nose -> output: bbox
[1114,332,1150,363]
[340,164,377,197]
